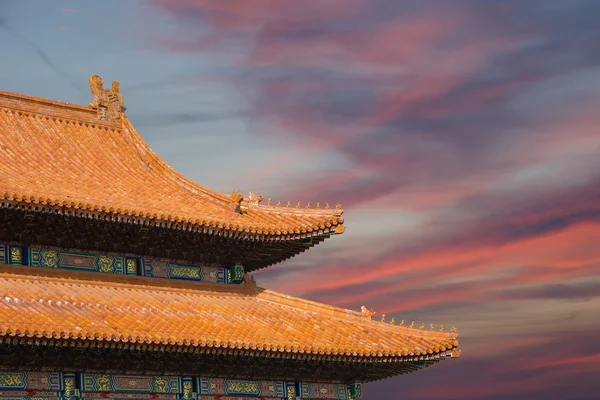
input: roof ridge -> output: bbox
[246,202,344,217]
[240,194,344,216]
[257,289,458,340]
[0,89,120,128]
[121,117,232,207]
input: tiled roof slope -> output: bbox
[0,89,344,241]
[0,266,460,363]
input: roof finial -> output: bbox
[267,198,272,206]
[88,75,125,122]
[325,203,330,209]
[296,202,301,209]
[306,202,311,209]
[230,190,243,213]
[430,324,435,331]
[399,320,405,327]
[276,200,281,207]
[360,306,376,320]
[440,325,444,332]
[108,80,126,121]
[336,203,343,210]
[248,192,263,206]
[286,201,291,208]
[390,317,395,325]
[419,323,425,330]
[316,202,321,209]
[380,314,386,323]
[409,321,415,329]
[451,326,458,333]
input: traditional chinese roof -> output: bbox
[0,265,460,382]
[0,82,344,270]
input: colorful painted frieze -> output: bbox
[1,241,243,285]
[28,246,125,274]
[0,372,362,400]
[300,383,348,399]
[0,372,62,391]
[80,394,178,400]
[197,378,289,398]
[80,374,180,394]
[142,258,227,284]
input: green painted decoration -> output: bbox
[1,241,244,285]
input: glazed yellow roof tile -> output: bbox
[0,267,459,360]
[0,89,344,240]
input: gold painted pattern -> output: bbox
[287,386,297,399]
[9,247,22,263]
[170,266,201,279]
[126,259,137,274]
[153,377,168,393]
[226,380,259,394]
[0,373,25,387]
[64,377,76,396]
[98,256,114,273]
[182,381,193,399]
[96,375,111,392]
[40,250,59,268]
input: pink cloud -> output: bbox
[146,2,600,398]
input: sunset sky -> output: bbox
[2,1,600,399]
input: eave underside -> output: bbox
[0,207,327,271]
[0,343,440,383]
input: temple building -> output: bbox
[0,76,460,400]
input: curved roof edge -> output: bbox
[0,79,345,242]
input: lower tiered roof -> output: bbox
[0,265,459,382]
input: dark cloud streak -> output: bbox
[0,16,83,93]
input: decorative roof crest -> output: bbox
[247,192,263,206]
[360,305,375,320]
[230,190,244,213]
[88,75,126,122]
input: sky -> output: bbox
[1,0,600,399]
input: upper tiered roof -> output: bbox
[0,77,344,270]
[0,86,344,240]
